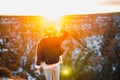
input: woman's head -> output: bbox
[43,26,58,37]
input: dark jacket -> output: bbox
[36,30,68,65]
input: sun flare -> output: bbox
[40,0,120,23]
[61,65,72,76]
[43,14,62,22]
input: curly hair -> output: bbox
[0,67,12,78]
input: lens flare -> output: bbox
[61,65,72,76]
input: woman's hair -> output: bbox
[43,26,58,36]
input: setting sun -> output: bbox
[0,0,120,35]
[40,0,120,22]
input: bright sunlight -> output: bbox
[0,0,120,16]
[0,0,119,31]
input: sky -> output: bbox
[0,0,120,19]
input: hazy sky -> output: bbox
[0,0,120,17]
